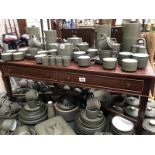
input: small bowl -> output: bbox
[13,52,24,61]
[132,53,149,69]
[122,58,138,72]
[103,57,117,70]
[73,51,86,62]
[35,54,47,64]
[77,55,91,67]
[118,52,132,65]
[1,53,12,61]
[87,48,98,58]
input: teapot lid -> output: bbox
[142,119,155,133]
[124,106,139,118]
[126,96,140,106]
[145,107,155,118]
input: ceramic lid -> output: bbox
[37,50,48,54]
[126,96,140,106]
[78,42,89,46]
[145,107,155,117]
[35,54,46,58]
[87,48,98,52]
[112,116,134,132]
[6,49,17,53]
[49,49,58,52]
[122,58,138,63]
[74,51,86,55]
[13,52,23,55]
[103,57,117,62]
[78,55,90,59]
[119,52,132,55]
[147,99,155,108]
[132,53,149,57]
[124,106,139,117]
[1,52,12,56]
[142,119,155,133]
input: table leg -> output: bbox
[2,75,13,100]
[136,96,148,135]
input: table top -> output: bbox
[0,59,155,79]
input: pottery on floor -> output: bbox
[111,94,126,107]
[1,119,17,131]
[142,119,155,135]
[14,125,31,135]
[145,107,155,118]
[125,96,140,107]
[124,106,139,119]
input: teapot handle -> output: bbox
[137,38,146,46]
[73,47,80,52]
[110,38,117,43]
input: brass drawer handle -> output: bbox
[7,69,11,73]
[66,76,71,81]
[46,74,50,78]
[126,83,131,88]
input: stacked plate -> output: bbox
[74,109,106,135]
[19,101,47,125]
[111,116,135,135]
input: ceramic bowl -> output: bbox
[103,57,117,70]
[35,54,46,64]
[1,53,12,61]
[28,47,38,56]
[87,48,98,58]
[77,42,89,51]
[77,55,91,67]
[118,51,132,64]
[132,53,149,69]
[13,52,24,60]
[122,58,138,72]
[73,51,86,62]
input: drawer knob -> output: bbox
[126,83,131,88]
[46,74,50,78]
[8,69,11,73]
[66,76,71,81]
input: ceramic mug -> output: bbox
[42,56,49,65]
[86,106,103,119]
[1,119,17,131]
[62,56,71,67]
[0,105,11,117]
[49,56,56,66]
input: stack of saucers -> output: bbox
[111,116,135,135]
[74,108,106,135]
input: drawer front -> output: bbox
[3,66,58,81]
[59,72,144,93]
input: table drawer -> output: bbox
[3,66,58,81]
[59,72,144,93]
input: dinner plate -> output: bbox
[112,116,134,132]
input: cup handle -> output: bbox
[112,51,118,58]
[110,38,117,43]
[90,58,96,64]
[137,38,146,46]
[97,111,103,118]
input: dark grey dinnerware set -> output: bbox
[0,23,149,72]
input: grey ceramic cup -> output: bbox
[73,51,86,62]
[42,56,49,65]
[118,52,132,65]
[132,53,149,69]
[86,106,103,119]
[49,56,56,66]
[10,103,20,114]
[28,47,38,56]
[25,89,38,101]
[13,52,24,60]
[1,53,12,61]
[103,57,117,70]
[62,56,71,67]
[137,45,147,53]
[99,49,112,60]
[77,55,92,67]
[131,45,139,53]
[14,125,31,135]
[56,56,63,66]
[0,105,11,116]
[1,119,17,131]
[122,58,138,72]
[35,54,46,64]
[87,48,98,58]
[112,43,121,53]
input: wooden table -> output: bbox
[0,59,155,134]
